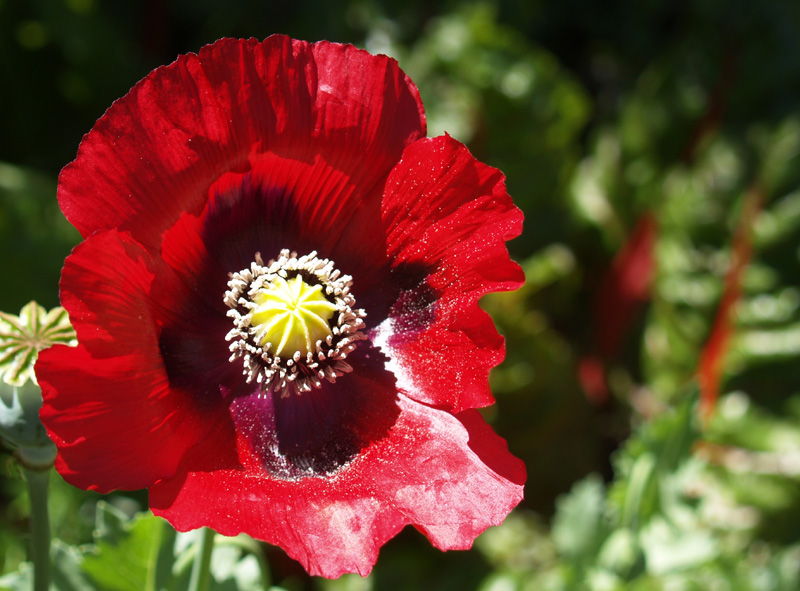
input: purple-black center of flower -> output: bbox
[224,249,366,397]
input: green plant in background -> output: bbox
[478,389,800,590]
[2,0,800,589]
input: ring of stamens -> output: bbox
[224,249,366,397]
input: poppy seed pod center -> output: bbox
[250,275,336,357]
[224,249,367,397]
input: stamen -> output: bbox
[225,249,366,397]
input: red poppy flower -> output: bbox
[36,36,525,578]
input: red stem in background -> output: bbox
[579,213,658,403]
[696,183,763,421]
[594,213,659,359]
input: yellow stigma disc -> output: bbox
[250,275,337,357]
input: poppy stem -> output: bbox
[25,467,51,591]
[249,540,272,590]
[188,527,216,591]
[222,535,272,589]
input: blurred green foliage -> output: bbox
[2,0,800,589]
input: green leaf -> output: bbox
[639,516,718,575]
[552,473,608,562]
[93,502,130,546]
[620,452,658,529]
[76,504,271,591]
[0,565,31,591]
[51,540,96,591]
[609,387,701,532]
[596,528,643,578]
[81,504,166,591]
[0,541,98,591]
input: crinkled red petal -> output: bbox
[45,35,526,580]
[36,230,237,492]
[149,395,525,578]
[376,135,524,413]
[58,36,426,249]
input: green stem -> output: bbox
[25,467,51,591]
[220,536,272,589]
[188,527,215,591]
[246,540,272,591]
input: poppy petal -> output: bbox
[376,135,524,412]
[58,36,425,249]
[149,395,524,578]
[37,231,235,491]
[42,37,525,577]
